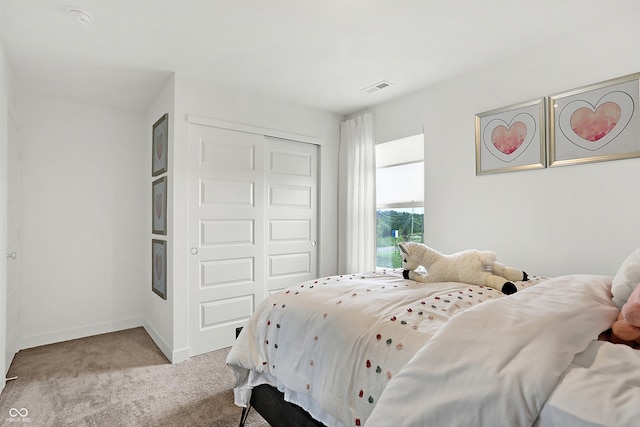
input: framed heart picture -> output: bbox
[152,176,167,235]
[475,97,547,175]
[549,72,640,167]
[152,239,167,300]
[152,113,168,176]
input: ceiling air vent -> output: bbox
[362,80,393,94]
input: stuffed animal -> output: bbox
[610,284,640,348]
[398,242,528,295]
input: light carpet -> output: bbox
[0,327,269,426]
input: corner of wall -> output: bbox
[144,75,177,358]
[142,321,189,363]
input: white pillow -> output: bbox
[612,248,640,309]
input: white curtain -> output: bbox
[339,113,376,274]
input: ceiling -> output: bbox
[0,0,626,115]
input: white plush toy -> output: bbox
[398,242,528,295]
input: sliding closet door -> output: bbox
[265,137,318,294]
[188,124,318,355]
[188,124,266,356]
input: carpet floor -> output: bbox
[0,327,269,426]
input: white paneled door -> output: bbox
[189,124,318,356]
[264,136,318,294]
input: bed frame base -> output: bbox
[238,384,326,427]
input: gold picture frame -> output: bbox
[475,97,546,175]
[152,176,167,235]
[152,113,168,176]
[548,72,640,167]
[152,239,167,300]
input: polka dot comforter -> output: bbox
[227,271,622,427]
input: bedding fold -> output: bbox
[536,340,640,427]
[365,274,619,427]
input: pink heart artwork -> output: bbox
[556,90,633,152]
[491,121,527,155]
[155,254,163,280]
[155,194,163,219]
[570,102,621,142]
[156,133,164,159]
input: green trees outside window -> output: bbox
[376,208,424,268]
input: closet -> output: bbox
[187,121,319,355]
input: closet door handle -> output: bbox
[6,252,16,260]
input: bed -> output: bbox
[226,268,640,426]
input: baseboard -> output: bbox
[142,321,171,361]
[5,341,18,375]
[17,318,191,364]
[19,317,144,351]
[171,346,190,363]
[142,322,191,364]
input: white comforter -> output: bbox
[227,272,626,427]
[536,340,640,426]
[366,274,619,426]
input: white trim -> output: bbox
[19,317,144,351]
[187,114,321,145]
[142,321,171,361]
[143,320,189,363]
[377,202,424,210]
[172,347,191,363]
[141,322,190,364]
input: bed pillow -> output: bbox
[612,248,640,309]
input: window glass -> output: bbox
[375,135,424,268]
[376,207,424,268]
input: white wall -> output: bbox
[144,75,175,360]
[366,10,640,277]
[19,94,147,348]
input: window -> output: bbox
[375,134,424,268]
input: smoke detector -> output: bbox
[66,6,93,25]
[362,80,393,94]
